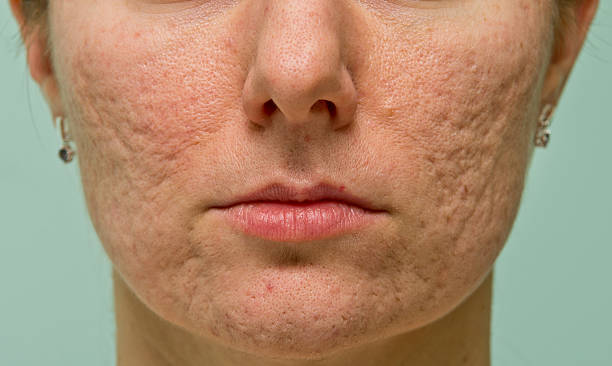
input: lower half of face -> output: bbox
[52,0,552,358]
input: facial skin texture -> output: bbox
[12,0,598,364]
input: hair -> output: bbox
[21,0,46,30]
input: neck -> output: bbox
[114,269,492,366]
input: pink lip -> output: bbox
[211,183,387,242]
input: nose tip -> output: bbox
[241,2,357,130]
[242,63,357,129]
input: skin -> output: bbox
[11,0,598,365]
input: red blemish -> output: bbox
[134,32,141,39]
[304,134,311,143]
[461,185,469,199]
[265,282,274,292]
[339,185,346,192]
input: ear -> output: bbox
[541,0,599,105]
[10,0,63,120]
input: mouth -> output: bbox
[210,182,387,242]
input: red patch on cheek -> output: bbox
[265,282,275,292]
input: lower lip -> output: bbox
[217,201,381,242]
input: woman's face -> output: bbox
[49,0,553,358]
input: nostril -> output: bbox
[257,99,341,123]
[326,100,337,118]
[311,100,337,118]
[263,100,277,116]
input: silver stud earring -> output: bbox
[535,104,555,148]
[56,116,76,163]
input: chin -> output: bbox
[205,310,391,360]
[168,266,468,362]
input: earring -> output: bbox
[535,104,555,148]
[56,116,76,163]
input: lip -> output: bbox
[217,182,384,211]
[211,182,387,242]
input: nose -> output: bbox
[242,0,357,130]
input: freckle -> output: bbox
[383,107,397,119]
[446,215,451,224]
[134,32,141,39]
[419,220,426,228]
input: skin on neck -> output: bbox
[114,269,492,366]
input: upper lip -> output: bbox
[214,182,386,212]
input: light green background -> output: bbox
[1,2,610,365]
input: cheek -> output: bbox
[51,12,254,316]
[360,10,548,299]
[63,19,244,173]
